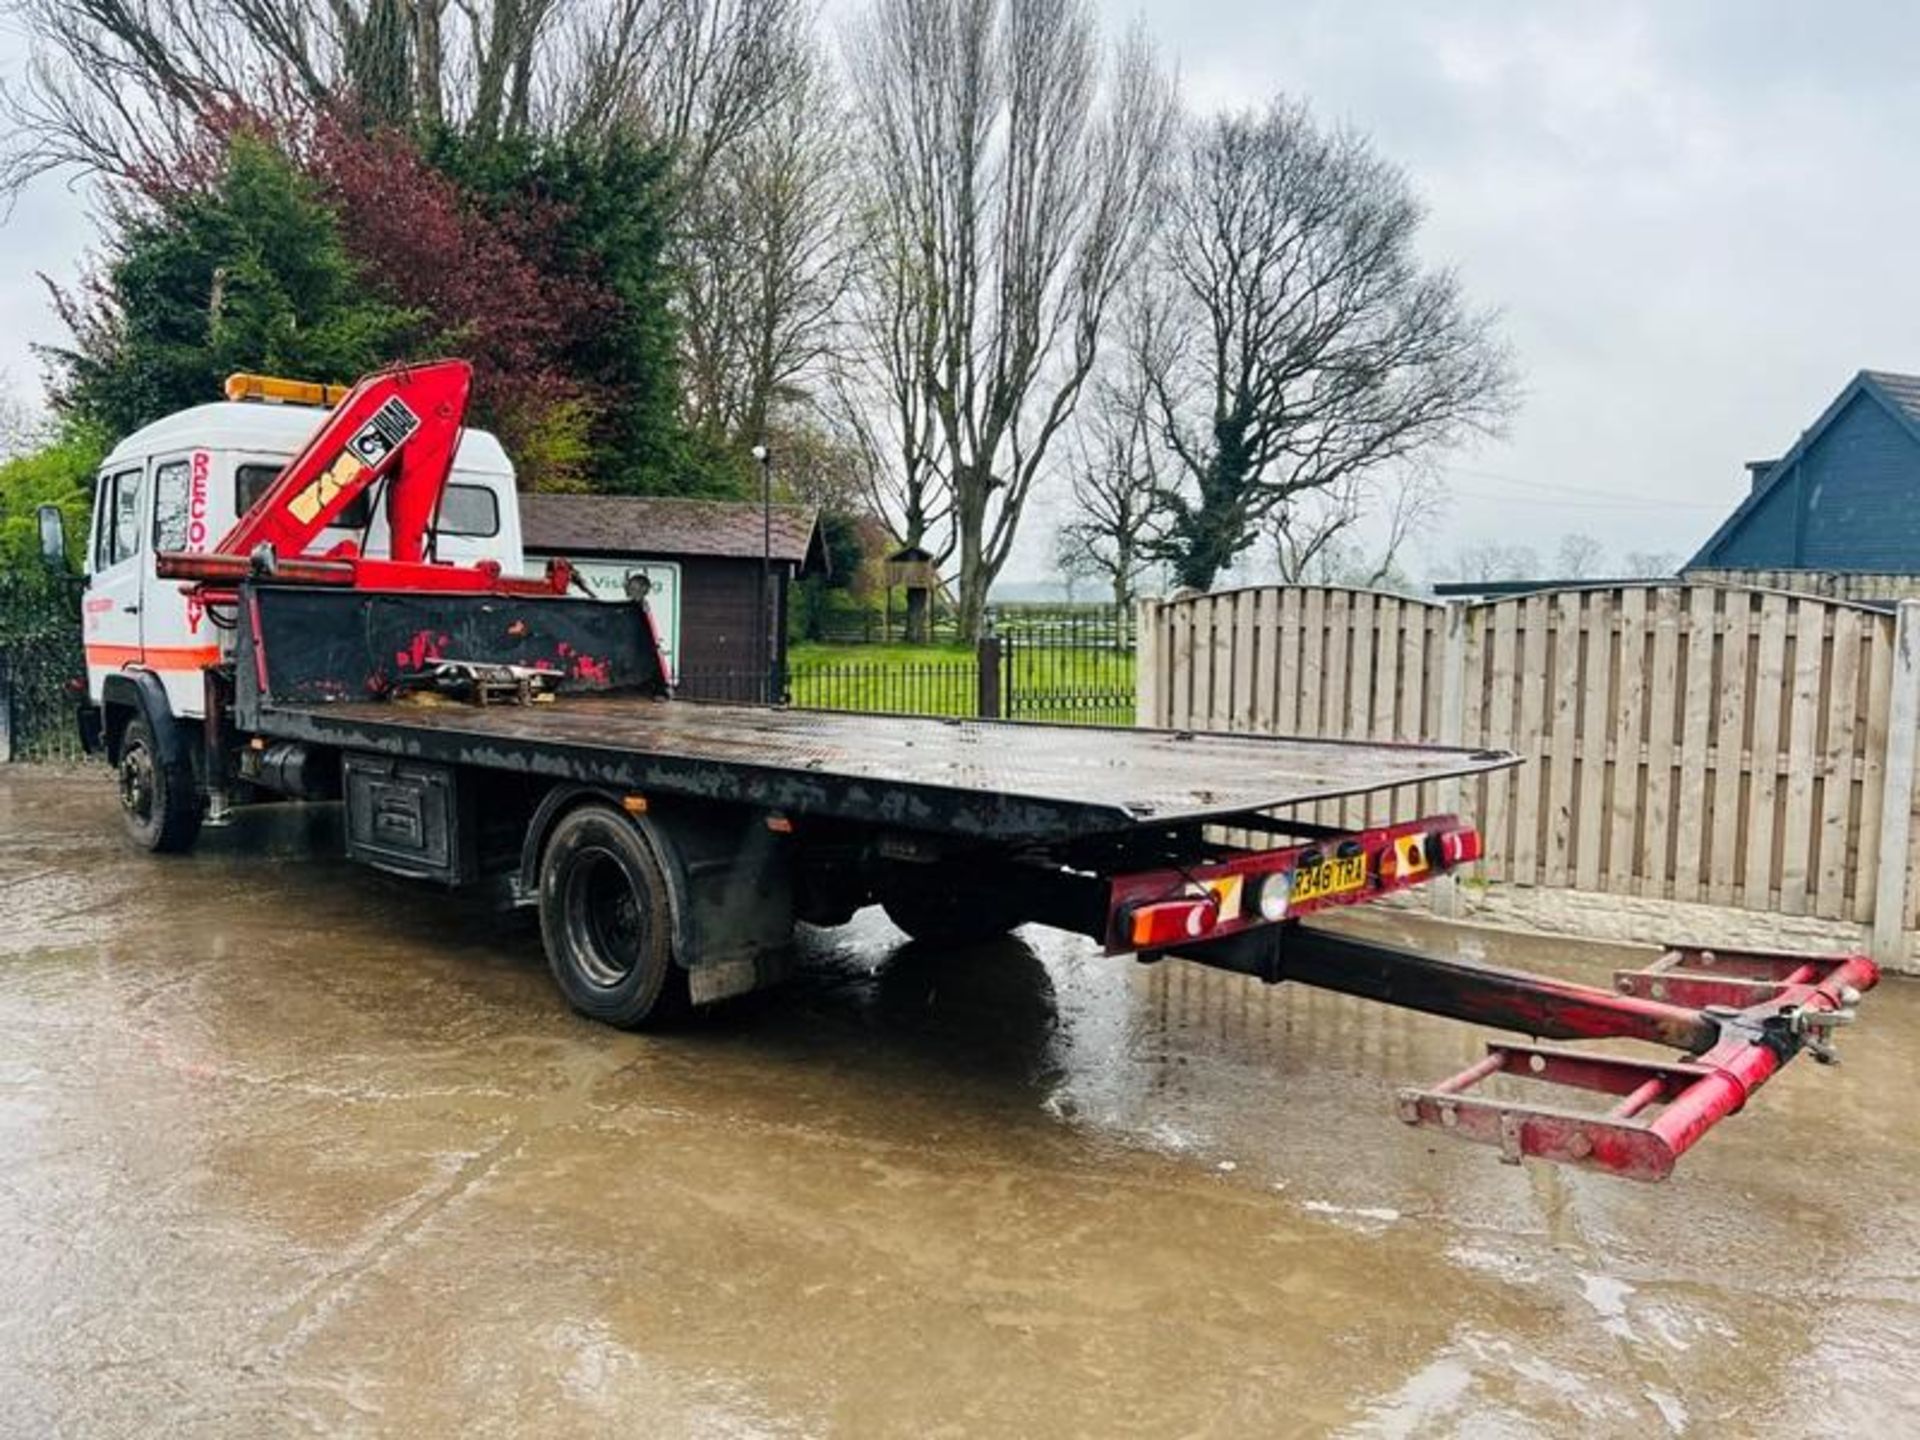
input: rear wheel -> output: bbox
[537,804,688,1028]
[118,715,202,853]
[880,875,1028,948]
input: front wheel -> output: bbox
[118,715,202,853]
[537,804,688,1029]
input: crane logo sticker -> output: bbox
[348,396,420,466]
[287,396,421,525]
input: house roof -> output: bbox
[519,494,825,570]
[1687,370,1920,569]
[1864,369,1920,426]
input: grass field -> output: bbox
[785,641,1136,724]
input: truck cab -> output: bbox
[84,378,522,722]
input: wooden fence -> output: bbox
[1138,584,1920,965]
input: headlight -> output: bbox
[1258,870,1292,922]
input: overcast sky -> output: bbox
[1115,0,1920,580]
[3,1,1917,581]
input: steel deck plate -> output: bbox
[259,696,1521,842]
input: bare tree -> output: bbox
[0,377,48,461]
[1267,466,1442,589]
[677,48,853,449]
[835,215,952,569]
[1440,540,1539,585]
[1620,550,1679,578]
[0,0,804,197]
[1135,97,1515,592]
[2,0,829,471]
[1050,526,1100,603]
[845,0,1174,638]
[1055,365,1165,609]
[548,0,806,177]
[1555,531,1605,579]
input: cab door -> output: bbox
[82,461,147,703]
[145,449,221,717]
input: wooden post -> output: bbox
[976,634,1002,720]
[1135,599,1160,728]
[1432,599,1470,919]
[1871,600,1920,966]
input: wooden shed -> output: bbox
[520,494,825,700]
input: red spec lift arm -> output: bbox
[156,359,568,598]
[1189,924,1878,1182]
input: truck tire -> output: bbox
[117,715,202,853]
[880,878,1027,948]
[538,804,689,1029]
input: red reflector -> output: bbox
[1435,827,1483,866]
[1128,898,1218,949]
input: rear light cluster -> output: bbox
[1127,897,1219,949]
[1378,824,1482,880]
[1432,826,1482,866]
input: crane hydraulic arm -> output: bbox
[155,359,567,597]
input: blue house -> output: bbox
[1687,371,1920,589]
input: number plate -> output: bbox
[1291,853,1369,903]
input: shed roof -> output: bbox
[519,494,825,569]
[1687,369,1920,569]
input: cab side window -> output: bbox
[438,483,500,538]
[236,462,371,528]
[93,466,145,570]
[152,459,191,552]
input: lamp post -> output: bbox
[751,443,773,703]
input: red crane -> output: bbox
[157,359,570,598]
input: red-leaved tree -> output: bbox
[305,119,611,491]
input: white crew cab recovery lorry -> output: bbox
[48,360,1876,1184]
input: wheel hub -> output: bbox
[569,847,644,989]
[119,745,154,823]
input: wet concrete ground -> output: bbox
[2,765,1918,1438]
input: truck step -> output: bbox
[1396,1042,1720,1182]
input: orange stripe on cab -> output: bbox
[85,644,222,673]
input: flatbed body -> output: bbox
[252,693,1520,843]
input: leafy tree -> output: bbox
[431,128,729,496]
[0,422,105,574]
[47,135,415,436]
[309,119,601,490]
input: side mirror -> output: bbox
[36,504,66,568]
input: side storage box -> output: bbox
[343,754,474,883]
